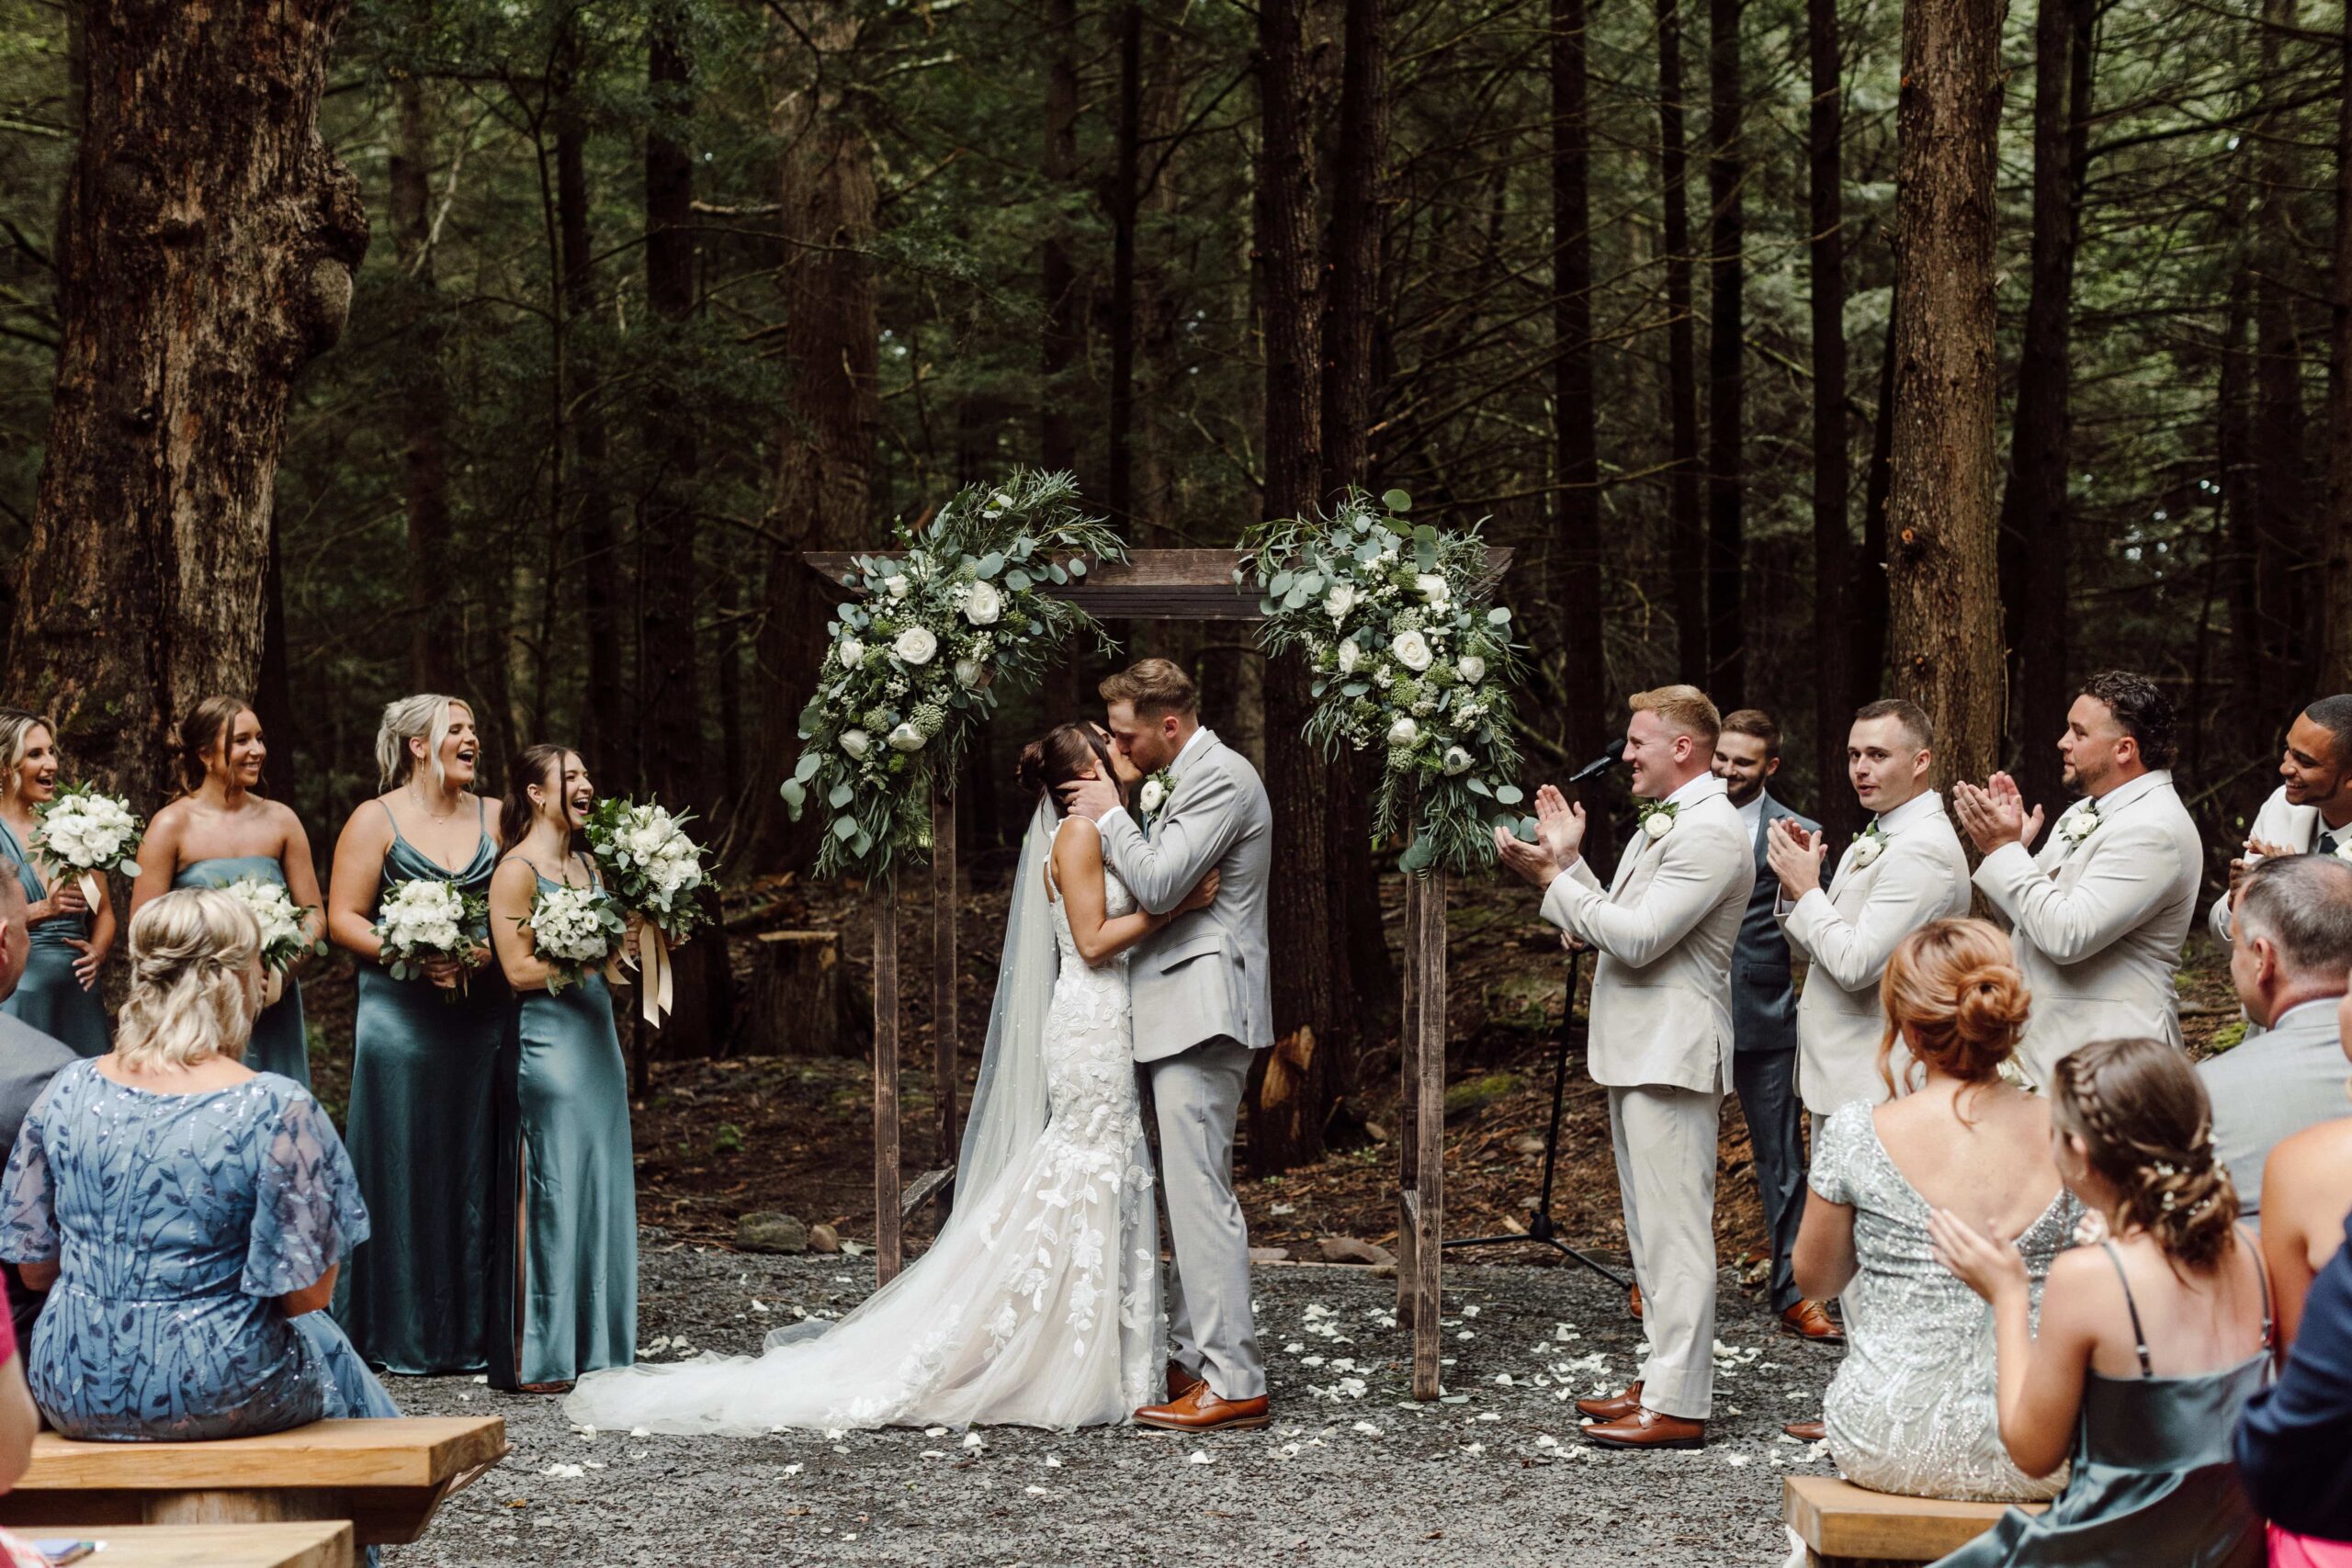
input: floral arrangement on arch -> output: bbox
[1242,488,1530,874]
[781,469,1125,880]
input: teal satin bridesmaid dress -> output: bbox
[335,800,506,1375]
[173,856,311,1089]
[488,864,638,1390]
[0,819,108,1057]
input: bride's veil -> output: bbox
[956,793,1059,1205]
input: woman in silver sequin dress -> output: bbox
[1794,919,2079,1502]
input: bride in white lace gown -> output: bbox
[565,726,1216,1433]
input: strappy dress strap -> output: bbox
[375,797,401,840]
[2239,1222,2275,1349]
[2100,1239,2155,1378]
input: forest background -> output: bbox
[1,0,2347,1174]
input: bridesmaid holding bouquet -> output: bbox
[130,697,325,1088]
[485,744,637,1393]
[0,712,111,1057]
[327,694,505,1375]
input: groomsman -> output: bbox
[1496,685,1754,1450]
[1711,710,1838,1344]
[1770,699,1971,1124]
[1955,671,2203,1087]
[2213,694,2352,953]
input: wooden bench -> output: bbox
[0,1417,506,1546]
[9,1521,353,1568]
[1784,1475,2047,1566]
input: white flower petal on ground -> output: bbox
[1352,1422,1382,1436]
[1186,1450,1213,1465]
[962,1432,985,1449]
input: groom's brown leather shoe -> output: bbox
[1627,1282,1644,1319]
[1782,1419,1827,1442]
[1781,1300,1845,1343]
[1167,1359,1206,1403]
[1574,1381,1643,1422]
[1133,1382,1272,1432]
[1579,1405,1706,1450]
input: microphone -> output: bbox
[1565,749,1620,785]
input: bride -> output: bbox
[565,724,1217,1432]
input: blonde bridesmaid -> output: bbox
[0,712,112,1057]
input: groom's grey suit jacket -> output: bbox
[1096,728,1274,1063]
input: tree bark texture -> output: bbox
[1806,0,1853,840]
[2328,13,2352,691]
[1555,0,1608,768]
[12,0,368,805]
[1658,0,1707,684]
[391,73,454,694]
[1997,0,2092,804]
[1041,0,1081,478]
[1703,0,1747,707]
[1885,0,2007,791]
[2250,0,2316,717]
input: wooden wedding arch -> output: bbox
[802,545,1512,1399]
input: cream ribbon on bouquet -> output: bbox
[581,797,713,1029]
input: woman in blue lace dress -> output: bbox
[0,887,395,1440]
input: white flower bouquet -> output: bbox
[781,469,1128,880]
[583,797,716,1025]
[1241,488,1530,874]
[371,878,490,1002]
[221,875,323,1006]
[29,782,142,907]
[525,882,626,996]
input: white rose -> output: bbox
[1457,655,1486,684]
[1415,573,1450,606]
[836,637,865,669]
[1442,746,1474,776]
[888,723,927,752]
[1641,812,1674,840]
[1391,630,1433,672]
[840,728,871,760]
[1139,779,1167,816]
[893,626,938,665]
[1337,639,1363,674]
[885,575,911,600]
[1849,836,1885,870]
[963,581,1003,626]
[1324,584,1356,624]
[1387,716,1420,748]
[955,657,986,690]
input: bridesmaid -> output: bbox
[0,712,111,1056]
[130,697,324,1089]
[326,694,505,1375]
[485,744,637,1393]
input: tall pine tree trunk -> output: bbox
[1556,0,1609,774]
[1041,0,1081,477]
[2253,0,2315,706]
[391,73,455,694]
[1659,0,1707,682]
[2328,12,2352,690]
[1885,0,2007,790]
[12,0,368,803]
[1806,0,1853,839]
[1703,0,1747,706]
[1997,0,2092,805]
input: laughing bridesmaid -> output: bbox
[130,697,324,1089]
[327,694,504,1375]
[0,711,111,1057]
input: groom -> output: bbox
[1060,658,1274,1432]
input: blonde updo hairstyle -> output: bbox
[2049,1036,2239,1273]
[0,709,57,804]
[114,888,263,1071]
[1877,917,2032,1100]
[376,694,467,794]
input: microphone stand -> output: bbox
[1442,751,1631,1292]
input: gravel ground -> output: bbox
[384,1236,1838,1567]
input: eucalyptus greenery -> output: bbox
[1242,489,1532,874]
[781,469,1125,881]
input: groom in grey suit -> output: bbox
[1060,658,1274,1431]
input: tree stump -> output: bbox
[744,931,870,1058]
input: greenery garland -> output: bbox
[781,469,1125,881]
[1242,489,1531,874]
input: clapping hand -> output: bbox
[1765,818,1828,898]
[2231,839,2295,910]
[1492,784,1582,891]
[1927,1207,2030,1305]
[1952,772,2045,856]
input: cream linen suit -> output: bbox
[1539,772,1753,1421]
[1780,790,1972,1116]
[2208,784,2324,951]
[1973,769,2202,1088]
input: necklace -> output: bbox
[409,785,461,823]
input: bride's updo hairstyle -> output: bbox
[2050,1036,2239,1272]
[1017,724,1122,818]
[1877,917,2032,1100]
[114,888,263,1071]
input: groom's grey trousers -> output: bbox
[1148,1035,1266,1400]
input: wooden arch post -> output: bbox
[805,547,1507,1382]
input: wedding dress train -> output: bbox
[564,812,1162,1432]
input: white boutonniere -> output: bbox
[1635,800,1679,840]
[2329,834,2352,865]
[1138,769,1175,820]
[1848,820,1888,870]
[2056,798,2102,853]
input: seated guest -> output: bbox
[2212,694,2352,956]
[1932,1037,2269,1567]
[2200,854,2352,1228]
[0,1281,48,1568]
[2236,983,2352,1562]
[0,871,73,1353]
[1794,919,2075,1502]
[0,888,397,1440]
